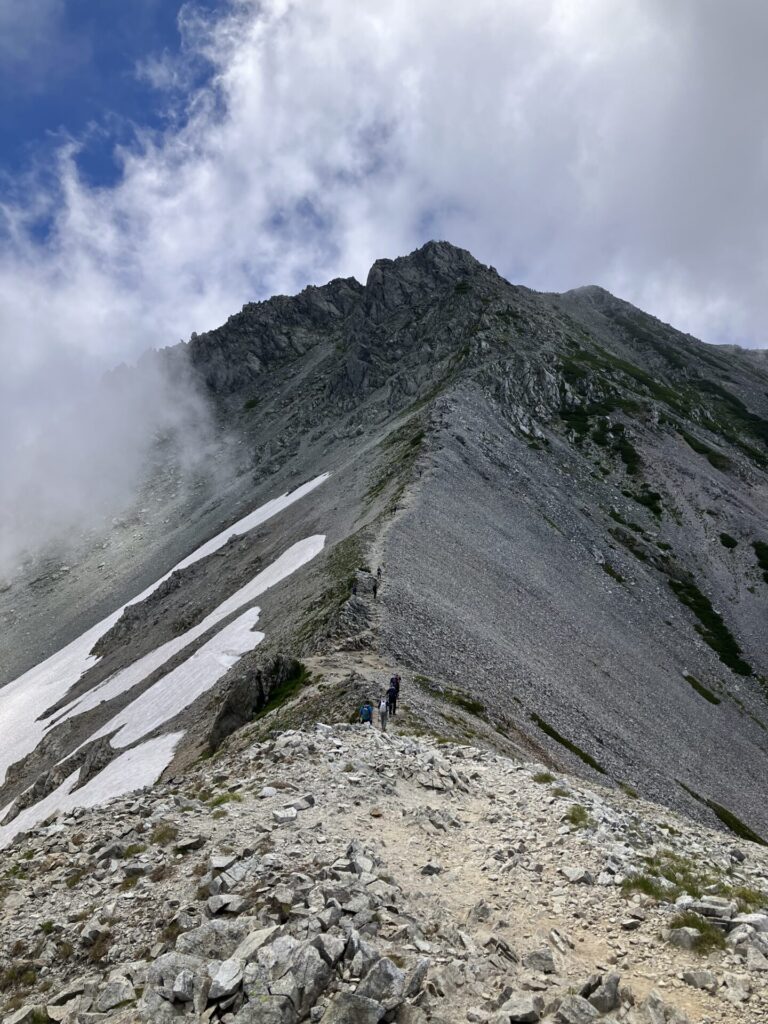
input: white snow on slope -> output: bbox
[88,607,264,748]
[53,535,325,728]
[0,733,183,849]
[0,474,328,786]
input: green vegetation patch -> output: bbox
[719,532,738,550]
[668,911,726,953]
[707,800,767,847]
[683,673,721,706]
[530,713,606,774]
[253,662,312,721]
[680,783,768,846]
[602,562,624,583]
[668,578,752,676]
[565,804,591,828]
[207,792,244,808]
[532,771,556,784]
[443,689,486,718]
[680,430,732,471]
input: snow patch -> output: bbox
[0,474,328,786]
[54,535,325,727]
[0,732,183,849]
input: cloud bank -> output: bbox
[2,0,767,568]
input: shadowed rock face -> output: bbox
[2,240,768,840]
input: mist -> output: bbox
[0,346,220,581]
[3,0,768,572]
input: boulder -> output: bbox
[682,970,717,993]
[554,995,600,1023]
[588,973,620,1012]
[209,957,245,1000]
[94,977,136,1012]
[500,992,544,1021]
[356,957,407,1009]
[323,991,386,1023]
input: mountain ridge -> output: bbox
[1,239,767,855]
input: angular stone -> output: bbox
[554,995,600,1023]
[522,949,556,974]
[356,957,407,1009]
[587,973,620,1013]
[323,991,386,1024]
[420,861,442,875]
[95,977,136,1012]
[233,993,297,1023]
[273,807,298,824]
[233,925,282,962]
[172,969,195,1002]
[682,970,717,993]
[176,917,259,958]
[560,867,594,885]
[500,992,543,1021]
[175,834,206,853]
[667,927,701,950]
[732,913,768,933]
[209,957,245,1000]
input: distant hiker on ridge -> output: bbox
[359,701,373,726]
[372,579,378,599]
[378,695,389,732]
[377,566,382,579]
[387,680,398,717]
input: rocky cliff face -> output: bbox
[1,241,767,884]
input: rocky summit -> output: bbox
[1,241,768,1022]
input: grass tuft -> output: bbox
[530,713,606,774]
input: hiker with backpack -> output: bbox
[359,701,374,726]
[387,679,398,717]
[378,695,389,732]
[372,579,378,599]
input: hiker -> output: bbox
[372,579,378,599]
[387,681,398,717]
[352,580,357,596]
[359,701,373,726]
[377,566,382,579]
[378,695,389,732]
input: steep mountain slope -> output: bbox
[1,241,768,850]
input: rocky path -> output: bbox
[2,723,768,1023]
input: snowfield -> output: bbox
[0,476,328,844]
[0,733,184,849]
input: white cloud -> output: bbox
[2,0,767,566]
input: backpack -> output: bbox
[360,704,372,723]
[379,699,388,714]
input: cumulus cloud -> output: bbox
[1,0,767,568]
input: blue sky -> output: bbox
[2,0,768,570]
[0,0,213,189]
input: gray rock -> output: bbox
[356,957,407,1009]
[94,977,136,1012]
[667,927,701,950]
[554,995,600,1023]
[172,968,195,1002]
[176,917,258,958]
[323,991,386,1023]
[233,925,282,962]
[500,992,544,1021]
[522,949,556,974]
[587,973,620,1013]
[560,867,594,885]
[209,957,245,1000]
[682,969,717,993]
[420,861,442,875]
[273,807,298,824]
[233,993,298,1023]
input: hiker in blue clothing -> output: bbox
[359,701,374,725]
